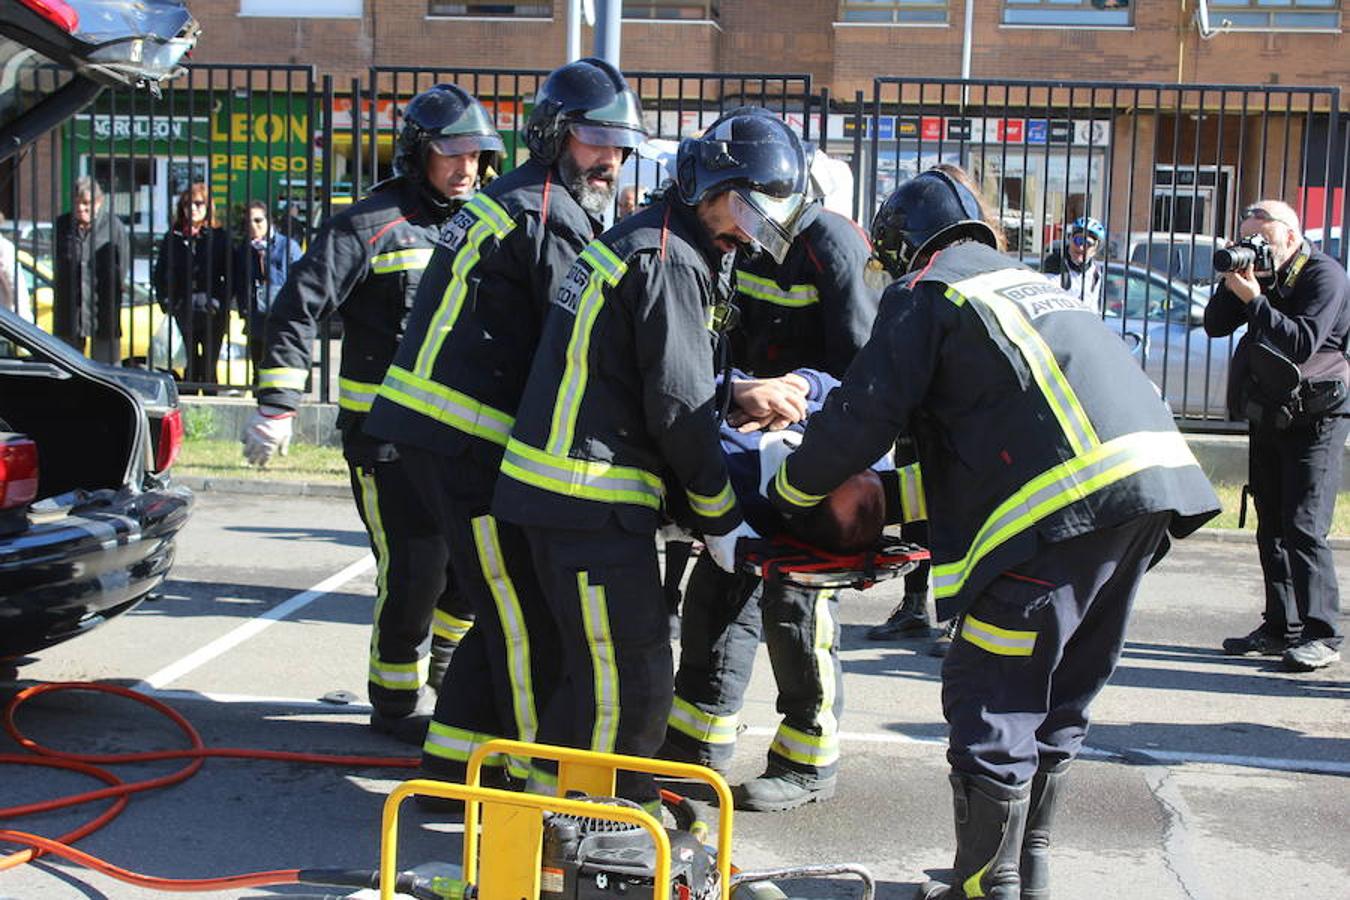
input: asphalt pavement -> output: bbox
[2,489,1347,900]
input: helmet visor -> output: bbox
[569,122,646,150]
[429,133,505,157]
[729,188,805,264]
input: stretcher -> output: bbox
[740,534,929,590]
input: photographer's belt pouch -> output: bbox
[1246,378,1346,430]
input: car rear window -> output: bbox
[0,36,74,136]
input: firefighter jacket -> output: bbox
[363,160,600,470]
[728,203,881,378]
[493,197,744,539]
[767,241,1220,621]
[256,176,454,436]
[1204,242,1350,420]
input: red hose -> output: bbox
[1,681,420,891]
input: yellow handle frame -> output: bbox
[379,738,735,900]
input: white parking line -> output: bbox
[132,554,376,692]
[128,687,1350,779]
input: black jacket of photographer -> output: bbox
[1203,241,1350,423]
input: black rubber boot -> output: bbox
[1020,762,1069,900]
[732,767,836,812]
[426,635,457,694]
[369,688,437,746]
[867,591,933,640]
[920,772,1031,899]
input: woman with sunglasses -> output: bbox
[153,182,231,391]
[1043,216,1106,311]
[234,200,302,372]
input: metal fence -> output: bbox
[2,66,1346,425]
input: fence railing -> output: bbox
[2,66,1345,426]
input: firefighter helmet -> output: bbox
[675,110,809,263]
[395,83,505,185]
[870,168,997,277]
[524,58,647,164]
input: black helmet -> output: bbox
[395,83,505,185]
[870,168,997,278]
[675,111,809,263]
[524,58,647,164]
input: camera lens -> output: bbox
[1213,245,1257,273]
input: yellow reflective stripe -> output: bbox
[358,469,408,691]
[932,430,1198,600]
[472,515,538,744]
[500,437,664,509]
[945,269,1099,456]
[686,480,735,520]
[770,722,840,768]
[338,376,380,413]
[377,365,515,445]
[258,366,307,390]
[898,462,927,523]
[963,864,990,898]
[423,721,505,766]
[370,247,433,274]
[577,572,620,752]
[775,463,828,509]
[545,243,628,457]
[772,588,839,767]
[736,270,820,308]
[960,613,1037,657]
[432,608,473,643]
[411,194,516,379]
[667,695,739,745]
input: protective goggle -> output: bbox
[728,187,806,264]
[428,133,505,157]
[1070,234,1099,248]
[568,123,646,150]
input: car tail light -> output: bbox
[18,0,79,32]
[0,436,39,510]
[156,408,184,472]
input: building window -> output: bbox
[427,2,551,16]
[1207,0,1341,30]
[624,1,720,19]
[241,0,361,16]
[1002,0,1131,27]
[839,0,950,24]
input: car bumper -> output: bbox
[0,484,194,658]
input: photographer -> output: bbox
[1205,199,1350,672]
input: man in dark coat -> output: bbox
[54,177,130,363]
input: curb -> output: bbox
[174,475,1350,551]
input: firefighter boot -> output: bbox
[867,590,933,640]
[427,635,457,694]
[732,765,836,813]
[1020,762,1069,900]
[920,773,1031,899]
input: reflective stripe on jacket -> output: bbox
[768,241,1220,620]
[493,198,743,538]
[257,177,452,431]
[364,160,600,468]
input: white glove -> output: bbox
[703,521,760,574]
[243,404,296,467]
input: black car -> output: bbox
[0,306,193,659]
[0,0,199,162]
[0,0,198,662]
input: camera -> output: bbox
[1213,233,1275,274]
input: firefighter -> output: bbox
[363,58,647,791]
[243,85,504,743]
[662,108,883,812]
[766,169,1220,898]
[491,112,811,808]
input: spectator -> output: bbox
[1042,216,1106,311]
[154,182,230,390]
[1206,199,1350,672]
[53,177,130,362]
[0,212,31,321]
[617,185,639,219]
[235,200,301,372]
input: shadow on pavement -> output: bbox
[222,524,368,548]
[130,580,373,627]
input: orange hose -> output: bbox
[1,681,420,891]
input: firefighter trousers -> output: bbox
[942,511,1171,786]
[397,446,559,781]
[524,522,673,804]
[347,444,473,719]
[667,554,843,779]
